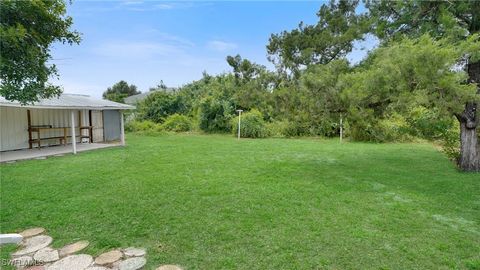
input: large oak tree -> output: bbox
[0,0,81,104]
[366,0,480,170]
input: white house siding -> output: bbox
[0,106,29,151]
[0,107,92,151]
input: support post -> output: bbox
[340,114,343,143]
[71,110,77,154]
[88,110,93,143]
[236,109,243,140]
[120,111,125,146]
[27,110,32,149]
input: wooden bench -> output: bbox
[28,126,93,149]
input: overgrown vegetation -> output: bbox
[125,1,480,171]
[231,109,269,138]
[129,36,478,165]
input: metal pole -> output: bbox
[71,110,77,154]
[236,109,243,140]
[237,111,242,139]
[340,114,343,143]
[120,111,125,146]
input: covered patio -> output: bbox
[0,142,121,163]
[0,94,134,161]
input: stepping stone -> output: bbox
[13,235,53,256]
[25,266,45,270]
[94,250,123,265]
[35,156,47,160]
[11,255,34,268]
[86,267,111,270]
[19,227,46,238]
[59,240,89,257]
[123,247,146,257]
[47,254,93,270]
[156,265,183,270]
[118,257,146,270]
[34,247,59,263]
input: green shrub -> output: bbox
[281,121,310,137]
[406,106,454,140]
[198,96,234,133]
[376,113,412,142]
[161,114,193,132]
[440,121,460,162]
[265,120,288,137]
[125,120,158,132]
[348,109,413,142]
[231,109,269,138]
[136,90,185,123]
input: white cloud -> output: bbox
[207,40,238,52]
[93,41,184,59]
[119,0,144,6]
[118,2,207,12]
[141,29,195,47]
[154,3,173,10]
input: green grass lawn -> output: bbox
[1,134,479,269]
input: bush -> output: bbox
[281,121,311,137]
[376,113,412,142]
[347,109,413,142]
[440,120,460,162]
[198,96,234,133]
[231,109,269,138]
[125,120,158,132]
[136,90,184,123]
[265,120,288,137]
[161,114,193,132]
[406,106,454,140]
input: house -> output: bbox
[0,94,134,161]
[123,88,176,105]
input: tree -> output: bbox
[137,90,185,123]
[267,0,368,76]
[226,55,276,118]
[366,0,480,170]
[0,0,81,104]
[341,36,478,143]
[103,80,140,103]
[301,59,350,136]
[150,80,168,91]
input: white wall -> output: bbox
[0,106,29,151]
[0,107,92,151]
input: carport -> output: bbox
[0,93,134,162]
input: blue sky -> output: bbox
[51,1,376,98]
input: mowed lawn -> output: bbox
[1,134,479,269]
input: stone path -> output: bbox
[8,227,183,270]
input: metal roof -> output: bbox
[0,94,135,110]
[124,88,176,105]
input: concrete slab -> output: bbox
[0,143,121,163]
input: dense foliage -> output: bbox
[162,114,193,132]
[127,0,480,170]
[0,0,80,104]
[232,109,269,138]
[102,80,140,103]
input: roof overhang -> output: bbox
[0,94,135,110]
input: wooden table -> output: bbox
[28,126,93,149]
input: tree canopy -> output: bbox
[267,0,369,76]
[102,80,141,103]
[0,0,80,104]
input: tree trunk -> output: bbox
[458,60,480,172]
[459,118,479,171]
